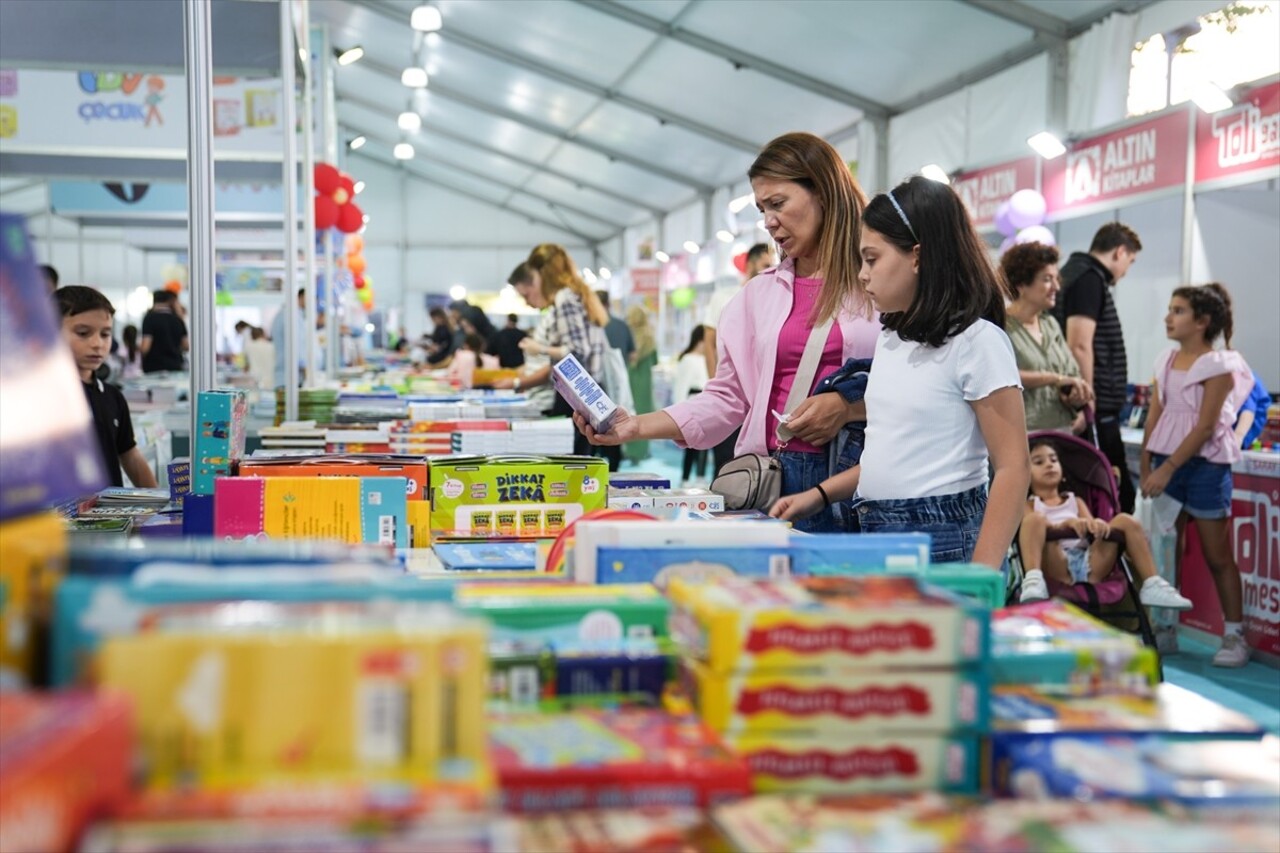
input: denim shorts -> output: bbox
[777,449,837,533]
[1064,545,1091,583]
[1150,454,1232,519]
[854,484,987,565]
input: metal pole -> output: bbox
[77,221,85,282]
[320,22,341,373]
[183,0,216,443]
[1179,103,1197,283]
[656,214,666,360]
[280,0,299,421]
[300,1,319,386]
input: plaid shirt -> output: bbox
[546,288,606,378]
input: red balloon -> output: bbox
[332,188,350,206]
[314,162,340,195]
[338,173,355,195]
[732,252,748,274]
[314,195,339,230]
[353,274,366,289]
[337,202,364,234]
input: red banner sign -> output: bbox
[1195,81,1280,186]
[952,157,1038,229]
[1044,109,1189,216]
[629,267,659,296]
[1180,469,1280,659]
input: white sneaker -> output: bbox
[1019,570,1049,603]
[1139,577,1193,610]
[1212,634,1250,668]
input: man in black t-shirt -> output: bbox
[1054,222,1142,512]
[56,286,158,488]
[141,289,188,373]
[488,312,527,369]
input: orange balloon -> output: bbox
[345,234,364,254]
[347,254,366,275]
[164,280,182,293]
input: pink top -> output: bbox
[666,257,881,456]
[1032,491,1084,550]
[1146,348,1253,465]
[766,276,844,453]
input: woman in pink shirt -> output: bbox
[576,132,880,531]
[1141,283,1254,668]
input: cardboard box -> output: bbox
[550,354,618,433]
[0,512,66,686]
[429,456,607,539]
[100,611,488,788]
[0,692,132,853]
[490,709,751,812]
[454,582,668,648]
[214,476,409,547]
[193,390,248,495]
[730,733,978,795]
[167,457,191,500]
[682,657,988,735]
[667,576,988,675]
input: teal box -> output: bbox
[808,561,1006,608]
[193,390,247,495]
[51,571,454,686]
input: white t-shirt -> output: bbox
[672,351,710,404]
[703,285,740,330]
[859,319,1021,500]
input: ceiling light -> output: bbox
[398,111,422,132]
[716,230,734,243]
[599,267,612,280]
[401,67,428,88]
[411,4,443,32]
[348,135,367,150]
[654,251,670,263]
[728,192,754,214]
[336,46,364,66]
[683,240,700,254]
[353,181,365,194]
[394,142,414,160]
[1027,131,1066,160]
[1191,82,1233,114]
[449,285,467,300]
[920,164,951,185]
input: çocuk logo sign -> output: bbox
[77,71,165,127]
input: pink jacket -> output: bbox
[666,257,881,455]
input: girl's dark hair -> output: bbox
[863,176,1007,347]
[1172,282,1234,347]
[123,324,139,361]
[56,285,115,317]
[1000,242,1060,293]
[463,333,486,354]
[679,324,706,359]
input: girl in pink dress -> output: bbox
[1141,283,1254,667]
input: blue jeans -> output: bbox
[854,484,987,564]
[1150,454,1232,519]
[777,450,837,533]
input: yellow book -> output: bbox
[0,512,66,684]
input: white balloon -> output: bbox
[1015,225,1055,246]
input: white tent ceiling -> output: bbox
[1,0,1162,246]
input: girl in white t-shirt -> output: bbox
[771,176,1030,569]
[673,325,711,484]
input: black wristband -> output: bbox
[813,483,831,508]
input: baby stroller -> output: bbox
[1011,430,1160,654]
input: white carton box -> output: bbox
[551,354,618,433]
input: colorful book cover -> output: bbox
[435,542,538,571]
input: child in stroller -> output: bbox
[1018,435,1191,610]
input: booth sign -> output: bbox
[952,157,1038,230]
[1194,81,1280,188]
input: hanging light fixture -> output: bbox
[348,135,367,150]
[335,46,364,66]
[401,67,428,88]
[411,4,443,32]
[394,143,414,160]
[398,111,422,132]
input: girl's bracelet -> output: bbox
[813,483,831,508]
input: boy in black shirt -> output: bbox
[56,287,158,488]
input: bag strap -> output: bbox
[776,317,834,444]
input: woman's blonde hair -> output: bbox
[526,244,609,327]
[748,132,869,324]
[626,304,655,362]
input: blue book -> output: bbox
[435,541,538,571]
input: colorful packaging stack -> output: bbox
[607,487,726,512]
[193,390,248,496]
[387,420,575,457]
[166,457,191,501]
[0,692,133,853]
[274,387,338,426]
[99,601,489,791]
[990,600,1160,695]
[668,575,989,795]
[429,456,607,540]
[213,475,410,548]
[490,709,751,812]
[0,512,66,687]
[390,420,509,456]
[456,583,671,707]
